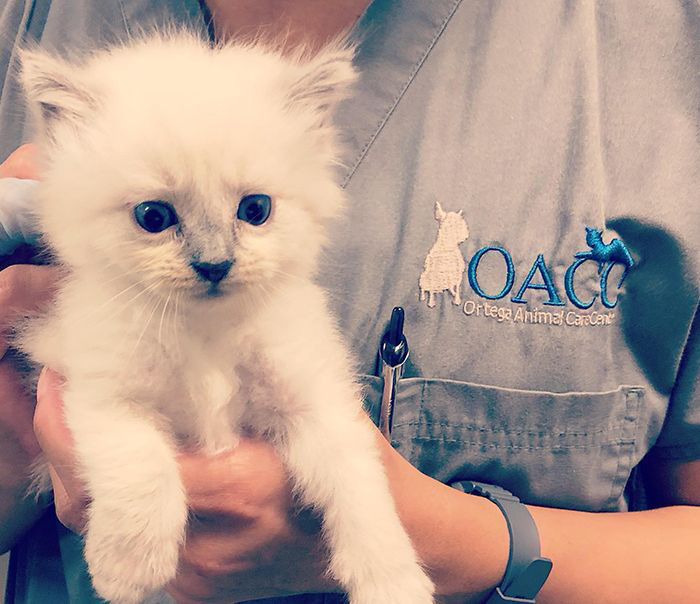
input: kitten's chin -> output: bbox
[190,280,235,300]
[197,287,227,299]
[188,282,255,306]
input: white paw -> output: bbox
[85,507,184,604]
[392,567,435,604]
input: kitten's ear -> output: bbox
[287,43,358,122]
[20,49,97,142]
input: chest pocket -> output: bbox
[360,376,645,512]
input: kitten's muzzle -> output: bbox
[191,260,233,284]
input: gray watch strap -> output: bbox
[451,480,553,603]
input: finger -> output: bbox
[0,265,60,358]
[48,463,87,533]
[0,265,60,331]
[168,550,252,604]
[34,367,85,502]
[178,439,290,514]
[180,521,258,574]
[0,144,40,179]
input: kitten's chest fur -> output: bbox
[32,276,318,454]
[131,319,291,453]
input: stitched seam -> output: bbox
[402,379,644,398]
[404,437,635,449]
[392,421,626,437]
[604,390,632,507]
[604,388,642,508]
[357,374,646,399]
[341,0,464,188]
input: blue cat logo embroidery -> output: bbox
[574,227,634,287]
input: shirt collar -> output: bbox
[338,0,465,186]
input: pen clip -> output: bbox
[379,307,409,440]
[380,307,408,367]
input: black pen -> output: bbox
[378,307,409,440]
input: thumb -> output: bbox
[34,367,82,498]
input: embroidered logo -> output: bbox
[420,219,635,328]
[419,202,469,308]
[573,226,634,287]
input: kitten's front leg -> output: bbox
[279,391,435,604]
[62,382,187,604]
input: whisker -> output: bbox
[83,279,147,318]
[128,289,165,362]
[158,288,173,348]
[95,279,162,327]
[171,290,183,360]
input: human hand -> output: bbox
[34,368,341,602]
[168,445,339,603]
[0,143,59,551]
[0,266,57,481]
[34,368,512,602]
[0,144,39,179]
[0,268,55,552]
[0,141,50,464]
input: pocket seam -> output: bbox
[392,384,646,441]
[604,387,644,509]
[400,436,636,450]
[392,421,627,438]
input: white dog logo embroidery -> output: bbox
[419,201,469,308]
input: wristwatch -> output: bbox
[451,480,553,603]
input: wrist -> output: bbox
[454,482,553,603]
[376,431,509,599]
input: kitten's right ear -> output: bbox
[20,49,97,142]
[287,43,357,124]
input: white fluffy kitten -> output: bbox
[18,32,434,604]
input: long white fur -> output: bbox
[18,32,435,604]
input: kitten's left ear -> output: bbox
[20,49,98,143]
[287,43,358,122]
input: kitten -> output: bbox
[18,32,435,604]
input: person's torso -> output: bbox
[319,0,699,514]
[3,1,699,603]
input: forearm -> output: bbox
[377,430,508,601]
[532,504,698,603]
[378,430,699,602]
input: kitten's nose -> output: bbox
[191,260,233,284]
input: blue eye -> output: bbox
[134,201,178,233]
[237,194,271,226]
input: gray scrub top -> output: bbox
[2,1,699,603]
